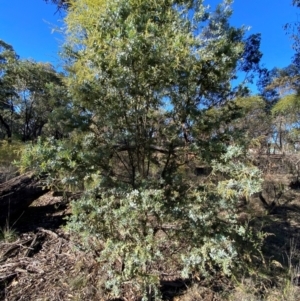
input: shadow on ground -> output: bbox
[261,204,300,267]
[12,204,69,234]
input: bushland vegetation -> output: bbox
[1,0,300,300]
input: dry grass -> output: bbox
[175,284,220,301]
[0,140,23,164]
[0,223,18,243]
[0,140,23,183]
[226,275,300,301]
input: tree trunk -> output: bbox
[0,172,49,226]
[0,114,12,142]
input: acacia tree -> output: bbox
[21,0,263,298]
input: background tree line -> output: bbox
[0,40,69,141]
[1,0,299,156]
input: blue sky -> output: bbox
[0,0,298,73]
[0,0,65,67]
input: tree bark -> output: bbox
[0,172,49,226]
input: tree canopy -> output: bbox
[0,40,67,141]
[16,0,266,298]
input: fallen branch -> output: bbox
[0,172,49,226]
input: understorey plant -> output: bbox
[63,146,263,299]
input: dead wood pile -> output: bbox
[0,228,84,301]
[0,173,49,226]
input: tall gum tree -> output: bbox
[0,40,19,140]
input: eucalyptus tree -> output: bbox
[0,40,18,140]
[282,0,300,93]
[287,0,300,53]
[21,0,263,298]
[260,64,300,152]
[271,93,300,152]
[0,42,68,142]
[266,65,300,96]
[12,60,66,141]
